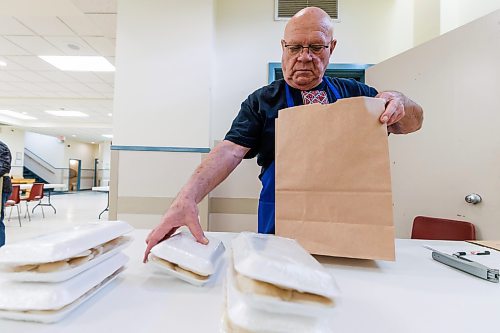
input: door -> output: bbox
[366,11,500,239]
[68,159,81,192]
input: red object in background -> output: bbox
[411,216,476,241]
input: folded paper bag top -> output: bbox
[275,97,395,261]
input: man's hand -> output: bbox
[376,90,423,134]
[376,91,405,126]
[143,195,208,263]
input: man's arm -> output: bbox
[376,91,424,134]
[143,140,250,262]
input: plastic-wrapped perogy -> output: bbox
[0,252,128,323]
[230,232,339,312]
[223,267,333,333]
[149,231,225,286]
[0,221,133,282]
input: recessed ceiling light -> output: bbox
[0,110,36,120]
[107,113,112,117]
[102,134,113,138]
[38,56,115,72]
[45,110,89,117]
[0,61,6,67]
[91,141,95,144]
[22,112,28,114]
[71,134,76,137]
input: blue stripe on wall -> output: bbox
[111,145,210,153]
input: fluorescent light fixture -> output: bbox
[71,134,76,137]
[0,60,6,67]
[91,141,95,144]
[102,134,113,138]
[0,110,36,120]
[107,113,112,117]
[45,110,89,117]
[38,56,115,72]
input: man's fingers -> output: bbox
[187,221,209,245]
[143,239,158,263]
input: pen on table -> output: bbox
[453,250,490,256]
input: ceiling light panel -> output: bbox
[39,56,115,72]
[0,110,36,120]
[45,110,89,117]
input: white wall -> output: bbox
[25,131,65,168]
[0,126,25,177]
[440,0,500,33]
[113,0,214,148]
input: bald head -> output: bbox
[284,7,333,41]
[281,7,336,90]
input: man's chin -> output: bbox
[288,75,320,90]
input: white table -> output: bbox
[1,230,499,332]
[16,183,66,214]
[92,186,109,219]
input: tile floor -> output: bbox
[4,191,109,244]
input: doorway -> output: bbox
[94,158,99,187]
[69,159,81,192]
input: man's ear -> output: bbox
[329,39,337,55]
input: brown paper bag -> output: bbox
[275,96,395,260]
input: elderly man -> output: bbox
[144,7,423,260]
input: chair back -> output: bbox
[411,216,476,241]
[28,183,45,201]
[8,185,21,204]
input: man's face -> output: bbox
[281,21,336,91]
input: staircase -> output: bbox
[23,167,48,184]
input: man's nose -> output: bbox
[297,47,312,60]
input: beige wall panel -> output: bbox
[117,150,203,197]
[117,213,164,230]
[367,10,500,239]
[209,213,257,233]
[210,159,261,198]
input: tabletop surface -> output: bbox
[18,183,66,190]
[1,230,499,332]
[91,186,109,192]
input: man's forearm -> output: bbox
[177,140,249,204]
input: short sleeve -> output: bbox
[224,95,264,159]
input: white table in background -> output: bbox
[1,230,499,333]
[92,186,109,219]
[17,183,66,214]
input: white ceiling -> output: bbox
[0,0,116,143]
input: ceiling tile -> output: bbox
[0,71,24,82]
[0,58,27,70]
[0,16,34,35]
[4,36,63,55]
[71,0,117,14]
[58,15,102,36]
[85,82,113,93]
[86,14,116,38]
[44,36,97,56]
[7,55,59,70]
[0,36,30,55]
[37,70,77,83]
[0,81,19,91]
[82,36,114,56]
[15,16,75,36]
[94,71,114,83]
[7,71,51,82]
[64,81,94,93]
[66,71,103,83]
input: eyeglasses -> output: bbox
[283,42,330,56]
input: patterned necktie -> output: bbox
[301,90,328,105]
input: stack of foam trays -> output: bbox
[223,232,340,333]
[0,221,133,323]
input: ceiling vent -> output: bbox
[275,0,338,20]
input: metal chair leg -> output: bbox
[41,204,45,219]
[25,202,31,221]
[8,206,12,221]
[16,205,21,227]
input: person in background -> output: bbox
[0,140,11,247]
[144,7,424,260]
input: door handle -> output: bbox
[465,193,482,204]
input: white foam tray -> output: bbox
[0,237,132,282]
[225,270,334,333]
[0,221,133,265]
[150,231,225,276]
[231,232,339,301]
[226,265,336,318]
[0,268,123,323]
[0,252,128,311]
